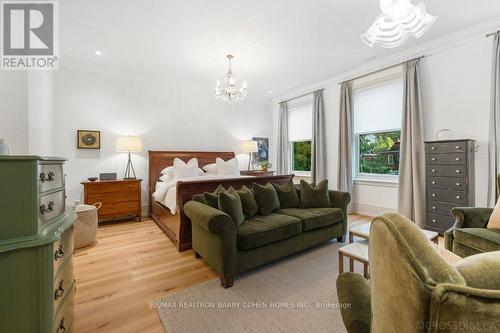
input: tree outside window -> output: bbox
[358,130,400,175]
[292,140,311,172]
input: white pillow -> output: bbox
[160,166,174,176]
[159,173,172,182]
[173,158,199,179]
[216,157,240,176]
[202,163,217,174]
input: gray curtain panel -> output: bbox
[398,60,426,227]
[488,32,500,207]
[337,82,353,193]
[277,102,290,175]
[312,90,327,183]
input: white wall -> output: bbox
[0,71,28,154]
[52,60,273,209]
[28,71,54,156]
[273,26,495,216]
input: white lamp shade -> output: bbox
[116,136,142,152]
[240,140,258,153]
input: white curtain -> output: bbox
[338,83,353,193]
[398,59,426,227]
[277,102,290,175]
[488,31,500,207]
[312,90,327,183]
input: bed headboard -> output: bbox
[148,150,236,195]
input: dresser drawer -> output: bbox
[86,181,140,194]
[38,190,66,226]
[428,189,467,205]
[426,142,466,154]
[428,202,459,216]
[53,257,74,313]
[87,191,138,204]
[427,153,465,165]
[427,214,455,231]
[428,177,467,191]
[38,163,64,193]
[53,226,74,273]
[99,201,139,216]
[427,165,466,178]
[54,283,75,333]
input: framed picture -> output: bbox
[252,137,269,162]
[77,130,101,149]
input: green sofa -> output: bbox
[337,212,500,333]
[184,188,350,288]
[444,207,500,258]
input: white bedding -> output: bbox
[153,175,253,214]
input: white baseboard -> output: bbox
[351,202,397,217]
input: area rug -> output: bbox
[156,240,363,333]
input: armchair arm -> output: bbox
[329,190,351,235]
[336,272,371,333]
[184,200,237,235]
[445,208,493,250]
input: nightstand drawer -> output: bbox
[427,153,465,165]
[86,182,140,194]
[87,191,138,204]
[38,163,64,193]
[38,190,66,226]
[99,201,139,215]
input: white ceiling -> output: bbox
[60,0,500,100]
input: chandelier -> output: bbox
[214,55,247,103]
[361,0,436,48]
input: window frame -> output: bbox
[290,139,312,177]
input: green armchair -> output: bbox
[336,212,500,333]
[444,207,500,257]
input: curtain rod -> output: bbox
[486,30,500,37]
[279,88,324,105]
[338,55,425,86]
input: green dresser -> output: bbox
[0,156,76,333]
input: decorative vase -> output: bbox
[0,139,9,155]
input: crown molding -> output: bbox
[273,16,500,105]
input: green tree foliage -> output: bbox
[359,131,400,175]
[293,141,311,171]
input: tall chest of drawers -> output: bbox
[425,140,475,234]
[0,156,76,333]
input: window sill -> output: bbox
[354,177,399,188]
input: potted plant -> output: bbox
[259,161,271,172]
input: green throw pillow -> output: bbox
[218,189,245,228]
[237,185,259,219]
[253,182,281,216]
[272,181,300,208]
[203,185,227,208]
[300,179,331,208]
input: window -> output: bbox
[288,102,312,175]
[353,78,403,181]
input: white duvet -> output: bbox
[152,175,252,214]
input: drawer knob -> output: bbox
[54,279,65,300]
[431,146,436,150]
[431,157,437,161]
[57,318,66,333]
[432,206,436,210]
[432,219,437,223]
[456,170,461,174]
[432,193,436,197]
[432,181,436,185]
[39,171,55,182]
[54,245,65,261]
[455,157,460,161]
[455,145,460,149]
[456,182,461,186]
[432,169,436,173]
[456,196,461,199]
[40,201,55,214]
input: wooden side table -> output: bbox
[240,170,275,177]
[81,179,142,222]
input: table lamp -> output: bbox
[116,136,142,179]
[240,140,258,171]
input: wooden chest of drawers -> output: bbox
[425,140,475,234]
[0,156,76,333]
[82,179,142,221]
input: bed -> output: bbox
[148,150,294,251]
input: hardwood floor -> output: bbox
[73,214,434,333]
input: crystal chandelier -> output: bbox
[214,55,247,103]
[361,0,436,48]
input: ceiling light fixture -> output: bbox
[214,55,247,104]
[361,0,436,48]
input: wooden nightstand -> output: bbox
[81,179,142,222]
[240,170,275,177]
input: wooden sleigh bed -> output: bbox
[148,150,294,252]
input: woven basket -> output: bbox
[74,203,101,249]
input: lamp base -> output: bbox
[247,152,255,171]
[124,152,137,179]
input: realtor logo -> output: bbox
[1,1,59,70]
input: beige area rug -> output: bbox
[156,240,365,333]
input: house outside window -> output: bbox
[353,76,403,183]
[288,100,312,177]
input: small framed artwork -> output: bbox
[252,137,269,162]
[77,130,101,149]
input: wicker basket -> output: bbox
[74,203,101,249]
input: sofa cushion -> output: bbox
[218,189,245,229]
[237,213,301,250]
[253,183,281,216]
[453,228,500,252]
[277,207,344,231]
[300,179,331,208]
[272,181,300,208]
[237,185,259,219]
[203,185,227,208]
